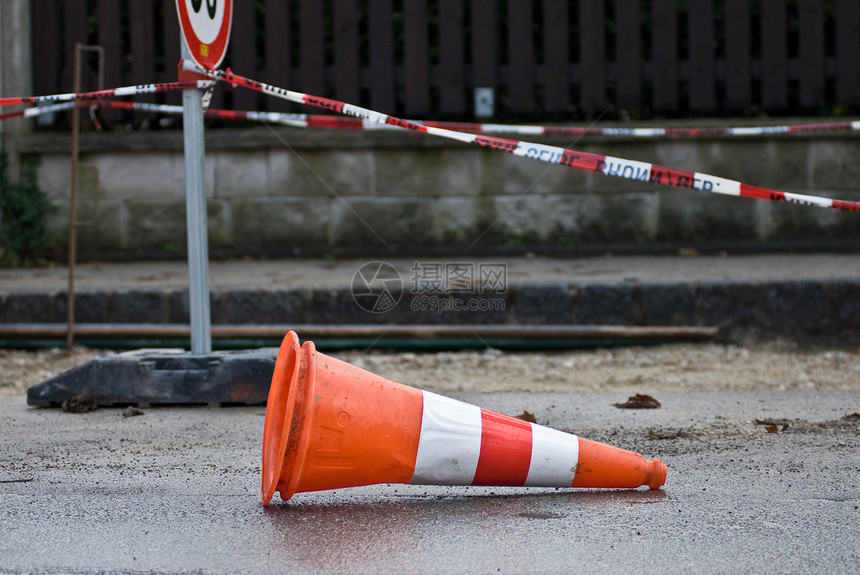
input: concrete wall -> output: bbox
[0,0,32,181]
[21,124,860,260]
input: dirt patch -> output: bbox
[754,413,860,434]
[61,389,97,413]
[614,393,662,409]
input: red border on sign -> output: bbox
[176,0,233,70]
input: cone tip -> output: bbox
[648,458,668,489]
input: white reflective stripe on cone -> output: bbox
[525,424,580,487]
[410,391,482,485]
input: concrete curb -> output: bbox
[2,278,858,346]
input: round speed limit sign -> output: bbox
[176,0,233,70]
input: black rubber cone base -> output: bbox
[26,348,278,408]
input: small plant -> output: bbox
[0,152,55,267]
[503,233,531,249]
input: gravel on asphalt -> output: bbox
[2,342,858,399]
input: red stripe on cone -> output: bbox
[473,410,533,486]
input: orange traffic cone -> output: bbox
[262,331,667,505]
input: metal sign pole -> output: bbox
[181,41,211,355]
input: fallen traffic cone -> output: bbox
[262,331,667,505]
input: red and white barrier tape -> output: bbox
[10,83,859,141]
[5,66,858,213]
[0,81,213,108]
[90,99,410,130]
[84,99,315,127]
[184,61,860,213]
[81,98,860,138]
[400,119,860,138]
[5,73,859,142]
[204,114,860,138]
[0,101,76,121]
[302,117,860,137]
[73,99,413,130]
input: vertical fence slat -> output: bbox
[128,0,162,109]
[264,0,291,112]
[129,0,155,88]
[32,0,62,97]
[95,0,123,122]
[299,0,325,97]
[471,0,499,111]
[159,0,182,106]
[506,1,534,114]
[96,0,122,90]
[542,0,570,114]
[761,0,788,109]
[438,0,465,116]
[161,0,180,78]
[724,0,751,110]
[161,0,181,105]
[688,0,715,110]
[579,0,606,114]
[333,0,359,105]
[836,0,860,106]
[368,2,396,114]
[63,0,89,91]
[404,0,430,116]
[614,0,642,111]
[651,0,678,111]
[797,0,825,108]
[230,3,257,110]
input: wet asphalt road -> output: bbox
[1,389,858,574]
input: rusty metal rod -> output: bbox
[0,323,719,341]
[67,44,105,350]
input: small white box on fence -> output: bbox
[474,87,494,118]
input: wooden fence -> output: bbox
[31,0,860,123]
